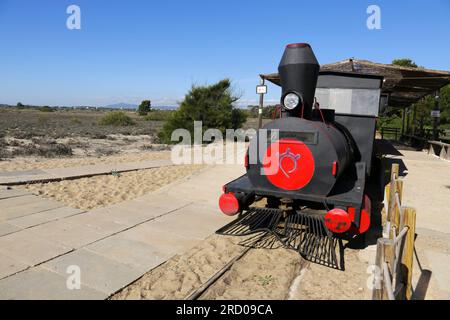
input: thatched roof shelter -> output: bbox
[261,59,450,108]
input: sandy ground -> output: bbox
[398,150,450,299]
[6,144,446,300]
[21,164,204,210]
[112,234,306,300]
[112,232,373,300]
[0,148,171,172]
[400,150,450,234]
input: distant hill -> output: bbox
[153,105,178,110]
[104,103,138,110]
[103,103,178,110]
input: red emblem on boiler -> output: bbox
[263,138,315,190]
[278,148,301,178]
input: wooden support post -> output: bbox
[382,184,389,231]
[393,179,404,233]
[406,107,410,134]
[401,107,406,137]
[400,207,416,300]
[387,164,399,236]
[433,91,440,141]
[373,238,395,300]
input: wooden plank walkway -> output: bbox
[0,159,173,186]
[0,164,244,299]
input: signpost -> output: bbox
[257,79,267,129]
[431,110,440,118]
[433,93,440,140]
[256,84,267,95]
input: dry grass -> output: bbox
[0,108,162,139]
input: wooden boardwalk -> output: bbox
[0,164,244,299]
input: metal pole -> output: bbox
[258,78,265,129]
[433,91,440,141]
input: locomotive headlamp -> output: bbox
[283,93,301,110]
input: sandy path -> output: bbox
[112,230,373,300]
[111,234,304,300]
[200,244,304,300]
[22,164,203,210]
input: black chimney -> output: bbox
[278,43,320,119]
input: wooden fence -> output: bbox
[372,163,417,300]
[427,140,450,161]
[380,127,400,140]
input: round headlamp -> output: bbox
[283,93,301,110]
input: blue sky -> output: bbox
[0,0,449,107]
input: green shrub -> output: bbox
[99,111,135,126]
[39,106,54,112]
[144,110,175,121]
[159,79,247,144]
[137,100,151,116]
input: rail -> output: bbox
[373,163,416,300]
[184,247,252,300]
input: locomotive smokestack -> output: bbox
[278,43,320,119]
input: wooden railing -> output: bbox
[372,163,416,300]
[380,127,400,140]
[427,140,450,161]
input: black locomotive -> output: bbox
[217,43,383,265]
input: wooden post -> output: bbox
[387,164,399,236]
[373,238,395,300]
[373,238,386,300]
[401,107,406,137]
[433,91,440,141]
[406,107,410,134]
[400,207,416,300]
[393,179,404,233]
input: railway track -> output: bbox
[184,246,252,300]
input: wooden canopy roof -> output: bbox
[261,59,450,108]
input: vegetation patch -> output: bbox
[144,110,175,121]
[158,79,247,144]
[99,111,135,126]
[11,143,73,158]
[39,106,55,112]
[137,100,151,116]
